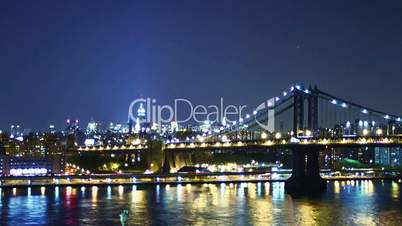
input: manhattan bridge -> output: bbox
[76,84,402,193]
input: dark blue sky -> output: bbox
[1,0,401,130]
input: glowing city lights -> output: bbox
[362,129,369,136]
[275,132,281,139]
[376,129,383,136]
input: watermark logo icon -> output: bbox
[253,97,275,131]
[128,97,275,131]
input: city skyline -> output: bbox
[1,2,402,225]
[1,1,402,129]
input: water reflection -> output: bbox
[54,186,59,200]
[0,181,401,225]
[9,195,48,225]
[118,185,124,197]
[272,182,284,200]
[106,186,112,199]
[40,186,46,196]
[391,181,399,199]
[91,186,98,204]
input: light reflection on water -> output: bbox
[0,180,401,225]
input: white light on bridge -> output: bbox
[290,86,295,91]
[362,109,368,114]
[384,115,390,119]
[376,129,383,136]
[341,103,348,108]
[304,89,309,94]
[362,129,369,136]
[275,133,281,139]
[290,137,300,143]
[346,121,351,128]
[397,117,401,122]
[253,110,257,115]
[261,132,268,139]
[246,114,250,119]
[363,121,369,127]
[331,99,337,105]
[283,91,287,96]
[221,135,229,142]
[275,97,279,102]
[295,85,301,90]
[197,136,205,142]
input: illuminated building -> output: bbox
[65,119,80,134]
[49,125,56,134]
[170,121,179,133]
[132,102,154,134]
[86,118,99,134]
[137,103,146,123]
[0,154,64,176]
[134,118,141,133]
[375,147,402,167]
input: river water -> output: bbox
[0,180,401,225]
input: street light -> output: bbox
[261,132,268,139]
[375,129,383,136]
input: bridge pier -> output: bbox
[285,146,327,194]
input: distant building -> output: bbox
[49,125,56,134]
[86,118,99,134]
[132,102,153,134]
[65,119,80,134]
[375,147,402,167]
[170,121,179,133]
[137,103,146,123]
[0,154,64,176]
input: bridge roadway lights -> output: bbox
[285,146,327,194]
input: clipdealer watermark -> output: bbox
[128,97,275,131]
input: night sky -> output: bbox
[1,0,402,130]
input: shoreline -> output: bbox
[1,175,401,189]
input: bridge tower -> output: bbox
[285,146,327,194]
[287,86,326,194]
[307,86,319,135]
[293,89,304,136]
